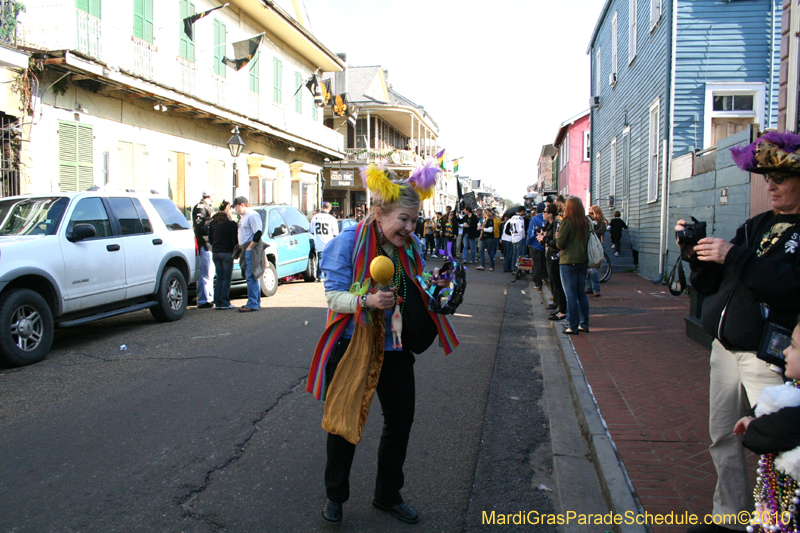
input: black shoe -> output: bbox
[533,285,542,291]
[197,302,214,309]
[578,327,590,333]
[546,304,557,310]
[372,500,420,524]
[563,328,579,335]
[322,499,343,524]
[687,524,738,533]
[548,313,566,321]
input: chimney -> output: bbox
[383,69,388,82]
[336,53,347,62]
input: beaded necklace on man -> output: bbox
[749,379,800,533]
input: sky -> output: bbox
[289,0,607,202]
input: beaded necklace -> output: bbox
[374,228,406,312]
[749,379,800,533]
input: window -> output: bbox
[276,206,309,233]
[648,99,660,203]
[149,199,191,230]
[178,0,195,62]
[629,0,637,63]
[249,50,259,94]
[213,19,226,78]
[611,12,618,81]
[58,121,94,192]
[595,47,601,96]
[312,99,318,121]
[108,197,151,235]
[610,137,617,197]
[76,0,101,18]
[133,0,154,43]
[295,72,302,114]
[650,0,660,30]
[584,131,591,161]
[267,209,284,236]
[68,197,112,238]
[0,197,68,236]
[704,83,765,149]
[273,58,282,104]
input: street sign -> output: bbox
[330,170,354,187]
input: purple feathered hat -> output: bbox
[730,130,800,175]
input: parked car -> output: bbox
[225,205,317,296]
[0,191,197,367]
[338,218,357,233]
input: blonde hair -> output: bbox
[367,171,421,220]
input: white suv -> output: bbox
[0,191,198,367]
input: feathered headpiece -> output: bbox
[361,157,441,205]
[731,130,800,175]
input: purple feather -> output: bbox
[358,166,368,188]
[407,157,440,190]
[731,130,800,171]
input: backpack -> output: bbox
[587,218,603,268]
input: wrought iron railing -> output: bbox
[343,148,421,166]
[0,0,23,46]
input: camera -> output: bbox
[676,216,707,258]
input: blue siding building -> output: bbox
[588,0,780,279]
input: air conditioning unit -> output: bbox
[590,95,600,108]
[609,72,617,86]
[607,195,615,208]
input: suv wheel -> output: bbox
[0,289,54,367]
[151,267,187,322]
[302,253,317,283]
[260,260,278,297]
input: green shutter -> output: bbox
[133,0,144,39]
[59,121,93,192]
[213,19,226,77]
[178,1,196,62]
[144,0,154,44]
[273,58,282,103]
[77,0,101,17]
[312,99,317,121]
[294,72,302,114]
[249,52,259,94]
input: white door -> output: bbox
[107,197,162,299]
[60,197,126,312]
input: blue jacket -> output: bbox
[527,213,545,251]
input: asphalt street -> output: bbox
[0,259,591,532]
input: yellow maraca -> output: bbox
[370,256,394,289]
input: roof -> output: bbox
[587,0,614,53]
[539,144,557,159]
[554,110,590,146]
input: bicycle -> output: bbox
[598,252,612,283]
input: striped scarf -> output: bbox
[306,218,459,400]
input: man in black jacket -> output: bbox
[680,132,800,533]
[192,191,215,308]
[464,207,479,264]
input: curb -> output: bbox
[546,290,649,533]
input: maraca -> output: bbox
[370,256,394,290]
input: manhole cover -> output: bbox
[591,306,647,316]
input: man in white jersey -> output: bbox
[309,202,339,281]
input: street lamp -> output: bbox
[227,126,245,201]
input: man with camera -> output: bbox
[678,132,800,533]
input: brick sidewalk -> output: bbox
[564,273,718,533]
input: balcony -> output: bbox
[344,148,422,166]
[22,4,343,154]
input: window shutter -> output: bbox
[77,125,94,191]
[59,121,77,192]
[295,72,302,113]
[249,52,259,94]
[187,2,195,62]
[144,0,154,44]
[76,0,89,13]
[213,20,226,77]
[133,0,144,39]
[89,0,101,18]
[273,58,282,103]
[178,1,187,59]
[133,143,147,189]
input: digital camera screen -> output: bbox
[767,331,792,360]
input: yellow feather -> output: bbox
[366,165,400,203]
[415,186,434,202]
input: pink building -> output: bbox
[553,110,591,205]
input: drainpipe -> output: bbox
[654,0,677,284]
[767,0,777,127]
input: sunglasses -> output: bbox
[764,173,793,185]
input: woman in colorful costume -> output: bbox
[306,159,460,525]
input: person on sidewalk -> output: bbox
[526,204,546,290]
[477,208,496,271]
[310,202,339,282]
[308,164,459,526]
[608,211,627,257]
[500,213,512,269]
[192,191,216,308]
[680,131,800,533]
[585,205,607,297]
[424,215,436,258]
[464,206,479,264]
[232,196,263,312]
[509,206,526,277]
[556,197,590,335]
[734,316,800,533]
[208,200,238,310]
[540,203,566,321]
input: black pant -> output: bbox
[531,249,544,287]
[547,259,566,314]
[324,341,416,505]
